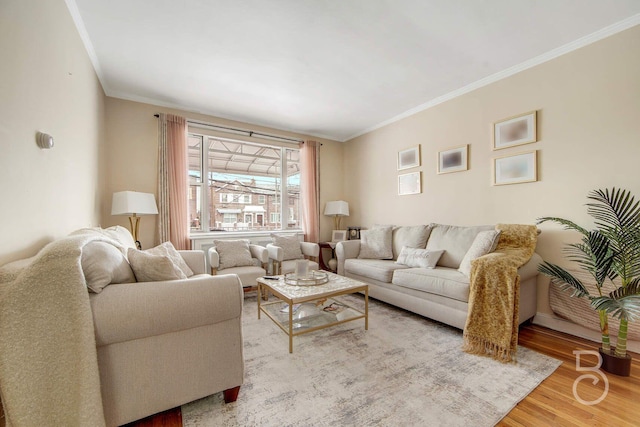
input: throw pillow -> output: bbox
[458,230,502,277]
[391,225,433,260]
[155,241,194,277]
[213,239,254,270]
[82,241,136,293]
[128,246,187,282]
[358,227,393,259]
[396,246,444,269]
[271,234,304,261]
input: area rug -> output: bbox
[182,294,560,426]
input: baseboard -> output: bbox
[533,312,640,353]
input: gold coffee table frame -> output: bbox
[257,272,369,353]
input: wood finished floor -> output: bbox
[128,324,640,427]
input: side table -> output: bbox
[318,242,336,271]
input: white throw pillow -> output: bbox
[358,227,393,259]
[396,247,444,269]
[155,241,194,277]
[82,241,136,293]
[271,234,303,261]
[213,239,254,270]
[103,225,137,250]
[128,247,186,282]
[458,230,502,277]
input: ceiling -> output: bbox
[68,1,640,142]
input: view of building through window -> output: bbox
[188,133,301,233]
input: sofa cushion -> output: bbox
[392,267,471,303]
[358,227,393,259]
[82,241,136,293]
[392,225,432,260]
[128,243,191,282]
[426,224,494,269]
[396,247,444,269]
[271,234,303,260]
[213,239,254,270]
[458,230,501,277]
[345,258,409,283]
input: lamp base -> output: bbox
[128,214,142,249]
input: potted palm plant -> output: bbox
[537,188,640,376]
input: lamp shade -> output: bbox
[111,191,158,216]
[324,200,349,216]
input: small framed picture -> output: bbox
[398,171,421,195]
[493,150,537,186]
[492,111,537,150]
[331,230,347,242]
[398,145,421,170]
[438,145,468,174]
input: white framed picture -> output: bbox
[438,145,468,174]
[492,111,537,150]
[493,150,537,185]
[398,171,421,195]
[397,145,421,170]
[331,230,347,242]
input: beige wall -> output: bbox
[344,26,640,315]
[0,0,106,265]
[104,98,343,247]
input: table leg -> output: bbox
[365,287,369,330]
[289,302,294,353]
[257,282,261,319]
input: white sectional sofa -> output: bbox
[336,224,542,330]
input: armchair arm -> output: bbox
[178,250,205,275]
[300,242,320,258]
[249,244,269,264]
[91,274,243,346]
[207,247,220,274]
[336,240,361,276]
[266,243,283,262]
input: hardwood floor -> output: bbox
[129,325,640,427]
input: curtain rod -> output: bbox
[153,114,305,144]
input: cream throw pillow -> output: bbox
[271,234,303,261]
[213,239,254,270]
[396,247,444,269]
[127,241,193,282]
[458,230,501,277]
[82,241,136,293]
[358,227,393,259]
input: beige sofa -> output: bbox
[336,224,541,330]
[91,253,245,426]
[0,227,245,427]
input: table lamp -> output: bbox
[111,191,158,248]
[324,200,349,230]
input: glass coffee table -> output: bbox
[257,271,369,353]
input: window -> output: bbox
[188,134,300,233]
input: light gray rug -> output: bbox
[183,294,560,426]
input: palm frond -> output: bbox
[609,277,640,299]
[536,217,588,235]
[591,295,640,322]
[587,188,640,232]
[538,262,590,297]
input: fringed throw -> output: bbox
[462,224,538,363]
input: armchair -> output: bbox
[267,241,320,274]
[208,240,269,288]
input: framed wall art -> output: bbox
[398,171,421,195]
[438,144,468,174]
[331,230,347,242]
[492,111,537,150]
[493,150,537,186]
[397,145,421,170]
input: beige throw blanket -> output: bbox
[462,224,538,363]
[0,233,117,426]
